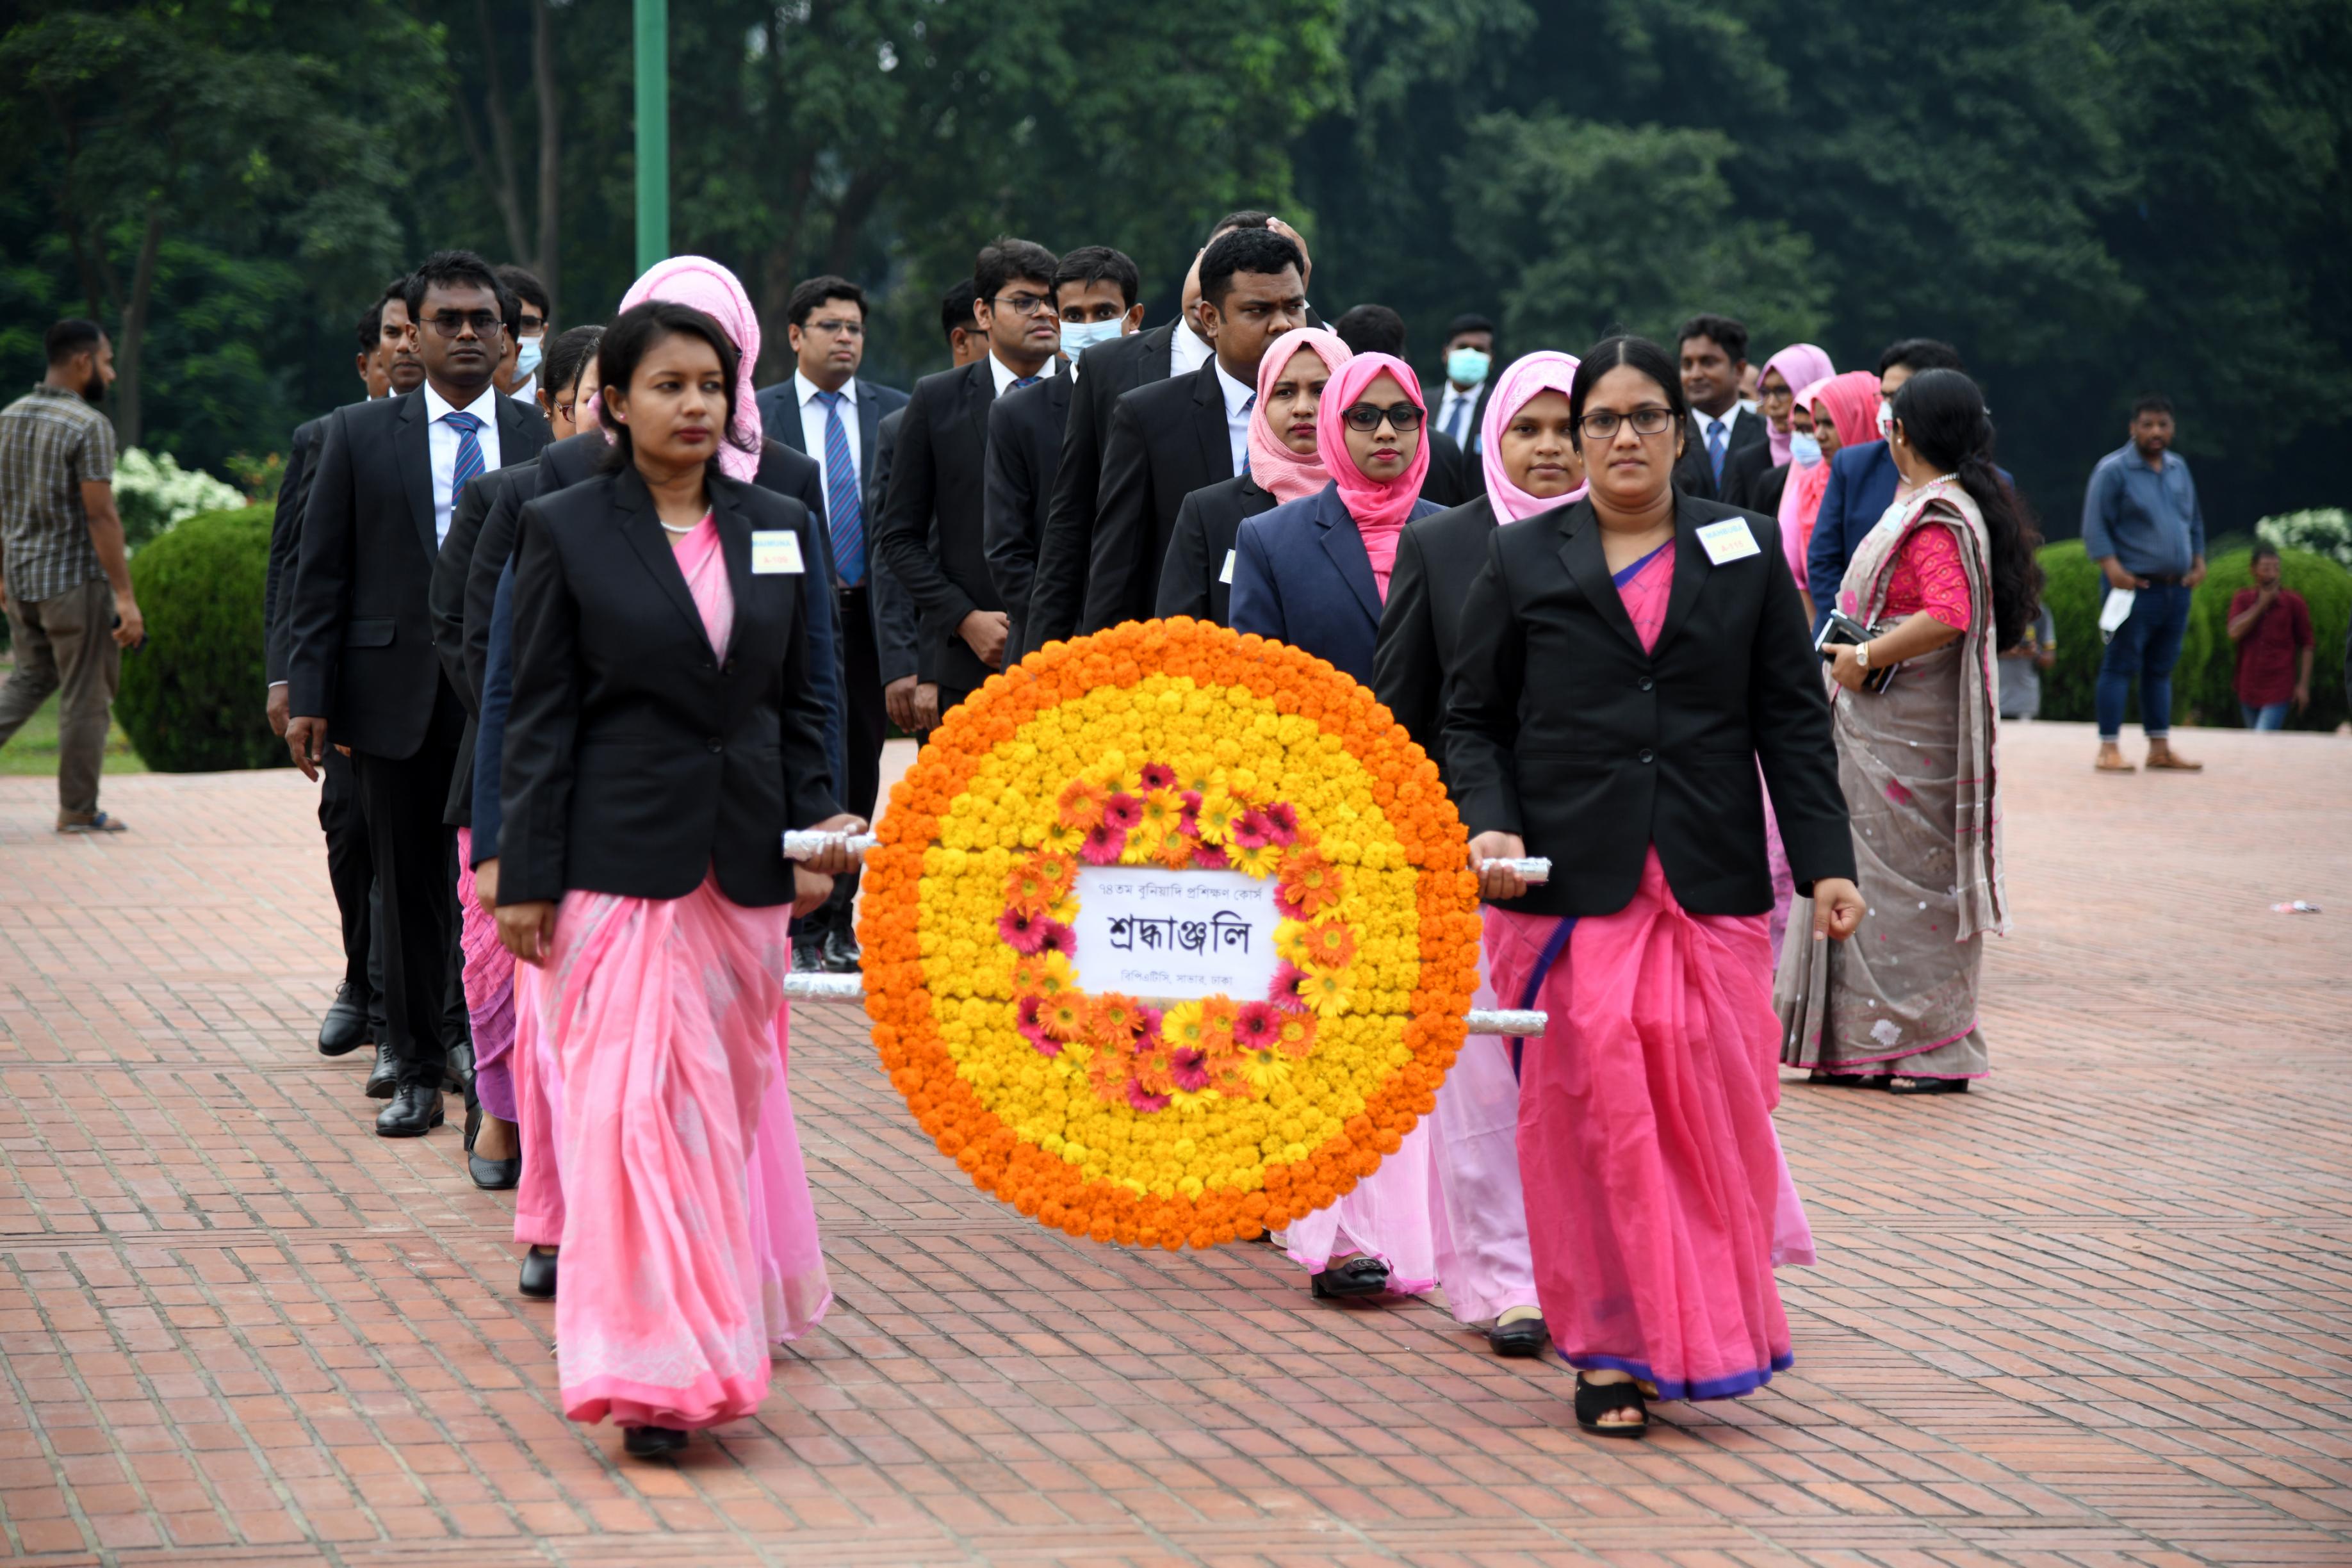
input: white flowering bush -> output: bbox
[114,448,246,551]
[2256,509,2352,569]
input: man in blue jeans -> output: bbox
[2082,393,2205,774]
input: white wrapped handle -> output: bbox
[1494,857,1550,884]
[781,972,1542,1036]
[783,830,878,862]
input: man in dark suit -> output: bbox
[985,246,1141,651]
[287,250,551,1138]
[1804,338,1967,635]
[753,274,913,972]
[1022,212,1291,657]
[1334,303,1471,507]
[1670,314,1767,501]
[1081,227,1307,633]
[1423,312,1496,459]
[262,281,420,1061]
[874,237,1061,720]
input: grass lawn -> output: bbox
[0,677,147,777]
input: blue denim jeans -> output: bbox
[2241,700,2289,731]
[2095,580,2193,741]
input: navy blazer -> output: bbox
[1229,483,1441,687]
[1804,439,1900,633]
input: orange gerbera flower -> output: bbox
[1275,848,1344,920]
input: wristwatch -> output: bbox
[1854,641,1872,669]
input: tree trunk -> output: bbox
[472,0,532,265]
[532,0,560,318]
[113,202,164,451]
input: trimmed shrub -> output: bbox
[117,503,289,771]
[2036,539,2349,730]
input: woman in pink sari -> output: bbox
[1446,336,1865,1436]
[1779,371,1882,621]
[496,300,863,1459]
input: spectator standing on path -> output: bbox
[2083,394,2205,773]
[0,319,143,833]
[2227,542,2313,730]
[1998,605,2057,721]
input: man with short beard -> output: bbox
[0,318,142,833]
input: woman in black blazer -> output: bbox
[1443,336,1865,1437]
[496,300,862,1461]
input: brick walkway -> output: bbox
[0,721,2347,1567]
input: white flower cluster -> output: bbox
[2255,509,2352,569]
[114,448,245,550]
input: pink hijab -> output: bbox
[591,256,766,482]
[1758,343,1836,466]
[1477,350,1585,523]
[1247,328,1353,504]
[1315,352,1430,595]
[1779,370,1882,582]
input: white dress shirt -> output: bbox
[988,350,1056,399]
[1692,407,1738,473]
[1214,358,1255,477]
[794,370,863,491]
[423,382,505,546]
[1171,320,1215,377]
[1437,379,1484,448]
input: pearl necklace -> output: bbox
[658,519,697,535]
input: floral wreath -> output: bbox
[859,619,1479,1250]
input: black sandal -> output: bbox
[623,1425,689,1459]
[1808,1069,1890,1088]
[1888,1075,1968,1095]
[1574,1374,1649,1437]
[1309,1255,1391,1300]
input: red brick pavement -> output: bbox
[0,721,2346,1567]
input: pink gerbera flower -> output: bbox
[1179,790,1203,835]
[1232,1000,1280,1050]
[1269,961,1312,1013]
[1080,821,1129,865]
[1017,995,1061,1054]
[1131,1003,1164,1041]
[1169,1047,1213,1093]
[1139,762,1177,792]
[1191,844,1230,870]
[1230,809,1273,849]
[1262,802,1299,844]
[1037,919,1077,957]
[999,906,1050,953]
[1125,1081,1171,1113]
[1102,793,1145,833]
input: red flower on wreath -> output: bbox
[1138,762,1177,792]
[1269,961,1312,1013]
[999,906,1052,952]
[1232,1000,1280,1051]
[1080,821,1128,865]
[1102,793,1145,833]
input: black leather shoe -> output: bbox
[623,1425,689,1459]
[792,936,827,974]
[375,1083,444,1138]
[364,1042,400,1099]
[518,1247,558,1299]
[443,1036,475,1097]
[821,927,862,973]
[316,985,370,1056]
[1309,1256,1391,1300]
[470,1153,520,1189]
[1487,1315,1548,1357]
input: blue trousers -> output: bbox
[2241,700,2289,731]
[2096,582,2193,740]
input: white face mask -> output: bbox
[1790,431,1823,467]
[514,333,544,380]
[1059,317,1125,357]
[1875,398,1894,440]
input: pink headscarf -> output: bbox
[1477,350,1585,523]
[1247,328,1353,505]
[1758,343,1836,466]
[1314,352,1430,597]
[589,256,766,482]
[1778,370,1881,584]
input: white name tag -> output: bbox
[1220,549,1236,585]
[1696,519,1761,566]
[751,530,804,575]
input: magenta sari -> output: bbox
[453,829,516,1122]
[528,518,831,1430]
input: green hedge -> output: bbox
[117,504,289,771]
[2037,539,2350,730]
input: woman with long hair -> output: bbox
[1778,368,2041,1095]
[1447,336,1863,1435]
[496,300,862,1457]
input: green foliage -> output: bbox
[2035,540,2350,731]
[115,504,286,772]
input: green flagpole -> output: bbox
[633,0,669,272]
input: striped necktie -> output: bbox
[1011,375,1040,390]
[813,390,864,585]
[1237,393,1255,476]
[1706,417,1727,486]
[443,409,486,498]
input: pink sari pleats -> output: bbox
[1423,922,1540,1323]
[453,827,518,1122]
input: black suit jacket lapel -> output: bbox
[965,359,997,449]
[1143,322,1175,384]
[1556,500,1646,656]
[710,477,756,659]
[395,391,437,564]
[1650,497,1713,659]
[495,393,543,463]
[853,384,874,473]
[612,467,707,646]
[1314,488,1384,628]
[1190,361,1229,484]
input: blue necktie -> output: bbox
[1452,394,1474,447]
[444,409,486,499]
[1706,417,1727,486]
[813,390,864,586]
[1011,375,1040,390]
[1237,393,1255,476]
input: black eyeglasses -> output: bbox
[423,311,506,339]
[988,293,1056,318]
[1576,407,1676,439]
[1341,402,1423,433]
[804,318,865,338]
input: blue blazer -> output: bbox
[1804,440,1900,633]
[1230,482,1441,687]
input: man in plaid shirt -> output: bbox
[0,319,143,831]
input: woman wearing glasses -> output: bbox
[1229,350,1442,1304]
[1444,336,1866,1435]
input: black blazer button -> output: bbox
[1638,676,1654,692]
[1638,747,1655,764]
[707,737,723,754]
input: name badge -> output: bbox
[751,530,804,575]
[1220,549,1236,585]
[1696,518,1761,566]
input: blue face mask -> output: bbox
[1059,317,1125,357]
[1446,347,1491,387]
[1790,431,1823,467]
[514,333,544,380]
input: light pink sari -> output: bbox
[532,518,831,1430]
[453,829,516,1122]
